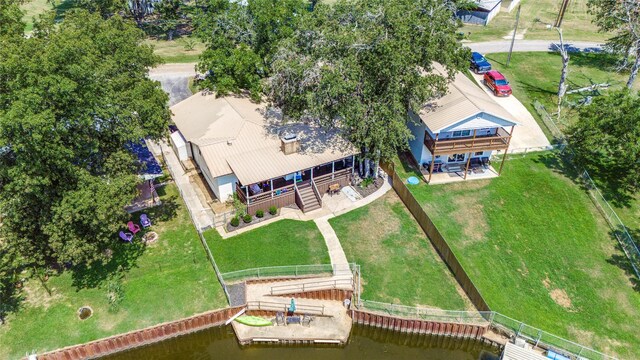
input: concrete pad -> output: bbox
[469,73,551,152]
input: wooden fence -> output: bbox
[380,162,491,312]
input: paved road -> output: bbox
[466,40,604,54]
[149,63,197,106]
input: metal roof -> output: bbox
[171,93,356,185]
[418,66,518,134]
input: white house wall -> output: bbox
[192,143,221,199]
[439,113,514,134]
[215,173,238,202]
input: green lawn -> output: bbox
[204,220,330,273]
[393,152,640,358]
[0,184,227,360]
[484,52,639,131]
[461,0,610,42]
[482,52,640,243]
[20,0,76,32]
[145,38,205,63]
[329,192,470,310]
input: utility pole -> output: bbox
[506,4,521,67]
[554,0,571,28]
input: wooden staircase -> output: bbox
[296,182,322,213]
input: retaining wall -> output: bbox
[351,310,488,339]
[36,306,243,360]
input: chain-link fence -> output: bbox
[490,313,617,360]
[220,264,356,283]
[530,101,640,280]
[357,300,491,325]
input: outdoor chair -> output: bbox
[127,221,141,235]
[140,214,152,228]
[119,231,133,243]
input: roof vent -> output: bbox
[281,133,300,155]
[227,140,233,146]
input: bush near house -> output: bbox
[393,152,640,358]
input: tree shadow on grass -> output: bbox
[70,193,179,289]
[533,150,635,208]
[0,280,25,325]
[606,239,640,293]
[569,52,622,72]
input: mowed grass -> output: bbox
[20,0,76,32]
[0,184,227,360]
[482,52,640,238]
[204,220,330,273]
[393,152,640,357]
[329,192,470,310]
[461,0,610,42]
[484,52,640,130]
[145,38,205,63]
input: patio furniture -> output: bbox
[127,221,141,235]
[302,314,313,327]
[119,231,133,243]
[140,214,152,228]
[328,183,341,195]
[249,183,262,195]
[294,173,303,182]
[481,157,491,167]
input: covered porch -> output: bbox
[236,156,355,215]
[421,150,507,184]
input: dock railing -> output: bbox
[270,277,354,296]
[221,263,358,283]
[247,300,326,315]
[357,300,491,325]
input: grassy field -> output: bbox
[329,192,471,310]
[204,220,330,273]
[484,52,639,130]
[461,0,610,42]
[0,184,227,360]
[145,38,205,63]
[393,152,640,358]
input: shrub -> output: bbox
[107,279,125,313]
[256,209,264,218]
[361,177,374,188]
[230,216,240,227]
[243,214,252,223]
[269,206,278,215]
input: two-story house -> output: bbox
[408,68,518,183]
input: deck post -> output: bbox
[331,161,335,180]
[498,126,515,175]
[428,156,435,183]
[463,153,471,180]
[310,167,314,180]
[245,186,249,204]
[270,179,274,198]
[471,129,477,148]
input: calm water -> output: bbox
[104,324,501,360]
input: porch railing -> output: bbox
[236,183,295,205]
[425,127,511,154]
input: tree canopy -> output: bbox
[0,8,170,272]
[588,0,640,88]
[194,0,309,100]
[566,90,640,196]
[268,0,469,172]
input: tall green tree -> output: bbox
[566,90,640,195]
[588,0,640,88]
[194,0,308,99]
[269,0,469,175]
[156,0,183,40]
[0,10,170,272]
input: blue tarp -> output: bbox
[126,140,163,181]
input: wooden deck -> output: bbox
[237,168,352,215]
[424,127,512,155]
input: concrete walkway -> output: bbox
[314,217,350,270]
[466,40,604,54]
[147,141,215,230]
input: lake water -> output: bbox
[104,324,501,360]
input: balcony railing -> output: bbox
[425,128,511,154]
[236,183,295,205]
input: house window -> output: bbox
[452,130,471,137]
[474,151,484,156]
[448,153,465,162]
